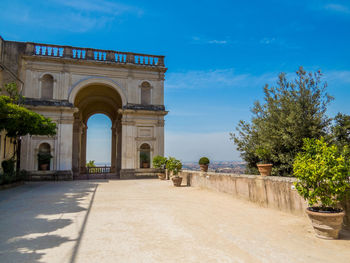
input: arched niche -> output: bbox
[139,143,151,168]
[38,142,52,171]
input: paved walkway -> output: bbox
[0,180,349,263]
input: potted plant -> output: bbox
[140,152,150,168]
[198,157,210,172]
[293,138,350,239]
[37,152,53,171]
[153,155,167,180]
[166,157,183,187]
[255,147,272,176]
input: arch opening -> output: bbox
[41,74,54,99]
[72,84,123,177]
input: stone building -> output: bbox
[0,37,167,178]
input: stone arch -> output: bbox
[41,74,54,99]
[68,77,127,106]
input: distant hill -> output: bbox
[182,161,246,174]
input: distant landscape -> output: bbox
[182,161,246,174]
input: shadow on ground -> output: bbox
[0,181,100,262]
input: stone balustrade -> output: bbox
[179,170,350,230]
[24,42,165,67]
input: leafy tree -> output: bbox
[293,138,350,209]
[329,113,350,152]
[231,67,333,176]
[0,82,56,172]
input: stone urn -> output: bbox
[158,173,166,180]
[257,164,272,176]
[306,208,345,239]
[200,164,208,172]
[40,163,49,171]
[171,176,182,187]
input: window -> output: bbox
[139,143,151,168]
[140,81,151,105]
[41,74,54,99]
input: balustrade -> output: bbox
[25,42,165,67]
[86,166,111,174]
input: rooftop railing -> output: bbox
[25,42,165,67]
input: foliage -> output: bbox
[152,155,167,169]
[37,152,53,162]
[86,160,96,167]
[140,152,150,163]
[166,157,182,176]
[198,157,210,165]
[293,138,350,209]
[231,67,333,176]
[1,158,16,175]
[255,147,272,164]
[0,96,57,138]
[329,113,350,152]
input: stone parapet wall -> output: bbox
[179,170,350,230]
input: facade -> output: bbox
[0,37,167,178]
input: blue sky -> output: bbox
[1,0,350,162]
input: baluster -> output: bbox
[86,49,94,60]
[39,46,42,55]
[63,46,73,58]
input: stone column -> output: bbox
[80,125,87,173]
[110,124,117,173]
[72,116,81,175]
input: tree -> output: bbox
[329,113,350,152]
[231,67,333,176]
[0,83,56,172]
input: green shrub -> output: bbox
[1,158,15,175]
[140,152,150,163]
[255,147,272,164]
[37,152,53,163]
[198,157,210,165]
[293,138,350,209]
[166,157,182,176]
[152,155,167,169]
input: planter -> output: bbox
[257,164,272,176]
[306,208,345,239]
[142,163,150,168]
[171,176,182,187]
[158,173,166,180]
[200,164,208,172]
[40,163,49,171]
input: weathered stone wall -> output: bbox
[179,170,350,230]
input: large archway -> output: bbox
[72,83,123,177]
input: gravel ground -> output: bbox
[0,179,349,263]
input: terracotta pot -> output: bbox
[257,164,272,176]
[306,208,345,239]
[200,164,208,172]
[40,163,49,171]
[158,173,166,180]
[171,176,182,187]
[142,163,149,168]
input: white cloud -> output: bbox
[191,36,229,45]
[165,69,276,90]
[165,132,241,162]
[324,3,350,14]
[52,0,143,16]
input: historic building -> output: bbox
[0,37,167,178]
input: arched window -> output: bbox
[140,81,151,105]
[41,74,54,99]
[38,143,52,171]
[139,143,151,168]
